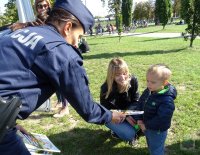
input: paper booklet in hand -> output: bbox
[111,109,144,115]
[17,130,61,154]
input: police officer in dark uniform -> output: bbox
[0,0,126,154]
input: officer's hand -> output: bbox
[111,111,126,124]
[16,124,29,135]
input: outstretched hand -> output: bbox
[111,111,126,124]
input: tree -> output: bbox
[103,0,123,37]
[133,2,144,21]
[172,0,181,17]
[155,0,172,29]
[122,0,133,27]
[133,1,154,21]
[0,16,7,27]
[2,0,17,25]
[181,0,200,47]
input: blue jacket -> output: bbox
[136,84,177,131]
[0,25,112,123]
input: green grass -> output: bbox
[18,28,200,155]
[132,24,187,33]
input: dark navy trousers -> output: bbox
[0,128,30,155]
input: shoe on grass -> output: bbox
[51,102,62,111]
[53,106,69,118]
[128,138,138,147]
[111,130,120,139]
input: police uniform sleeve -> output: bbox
[60,57,112,124]
[36,44,112,124]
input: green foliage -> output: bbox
[133,1,154,21]
[0,16,7,27]
[173,0,182,17]
[106,0,122,38]
[155,0,172,29]
[133,2,145,20]
[116,13,123,41]
[180,0,193,23]
[121,0,133,27]
[2,0,18,25]
[181,0,200,47]
[108,0,120,14]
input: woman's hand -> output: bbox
[111,111,126,124]
[9,23,27,31]
[126,116,136,126]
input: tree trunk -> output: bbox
[190,4,197,47]
[163,25,165,29]
[190,38,194,47]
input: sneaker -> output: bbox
[128,139,137,147]
[110,131,120,139]
[53,106,69,118]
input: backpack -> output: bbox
[0,96,22,142]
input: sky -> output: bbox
[84,0,109,17]
[0,0,109,16]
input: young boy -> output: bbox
[136,64,177,155]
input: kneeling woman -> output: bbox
[100,58,139,143]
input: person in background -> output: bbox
[9,0,51,31]
[78,35,90,53]
[52,91,70,118]
[100,58,140,144]
[136,64,177,155]
[0,0,126,154]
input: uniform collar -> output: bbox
[47,24,83,59]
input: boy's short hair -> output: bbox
[147,64,172,81]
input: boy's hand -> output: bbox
[139,123,146,132]
[137,120,146,132]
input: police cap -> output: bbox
[54,0,94,33]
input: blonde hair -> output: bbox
[147,64,172,81]
[105,58,130,98]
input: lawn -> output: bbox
[18,28,200,155]
[132,24,187,33]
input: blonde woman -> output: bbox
[100,58,140,144]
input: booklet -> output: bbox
[17,131,61,154]
[111,109,144,115]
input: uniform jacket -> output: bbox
[136,84,177,131]
[100,76,139,110]
[0,25,112,123]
